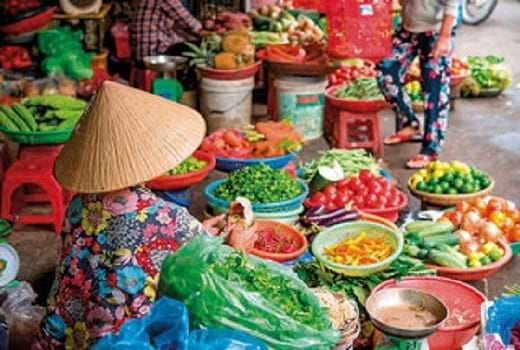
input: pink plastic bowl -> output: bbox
[374,276,487,350]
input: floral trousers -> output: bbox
[377,25,454,156]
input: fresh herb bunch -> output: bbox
[168,156,207,175]
[295,255,435,307]
[210,252,333,331]
[214,163,301,203]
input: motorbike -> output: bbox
[462,0,498,25]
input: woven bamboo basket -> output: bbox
[408,177,495,207]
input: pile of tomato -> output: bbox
[304,169,405,212]
[327,61,377,87]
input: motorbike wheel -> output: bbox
[462,0,499,25]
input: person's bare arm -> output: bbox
[431,15,456,59]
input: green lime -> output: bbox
[429,178,438,186]
[416,181,427,192]
[442,172,455,184]
[462,183,475,194]
[434,185,444,194]
[481,177,491,188]
[440,181,450,192]
[453,178,464,190]
[447,188,458,195]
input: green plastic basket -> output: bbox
[210,204,305,224]
[0,126,73,145]
[312,221,404,277]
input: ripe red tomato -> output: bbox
[324,185,337,196]
[311,192,326,204]
[334,195,348,208]
[368,181,383,195]
[359,169,374,183]
[336,179,350,190]
[304,198,319,209]
[358,188,370,198]
[377,195,388,208]
[387,196,401,208]
[340,188,354,198]
[353,196,365,209]
[365,194,379,208]
[325,202,337,211]
[348,178,364,192]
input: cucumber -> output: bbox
[0,109,19,131]
[309,160,344,192]
[428,249,467,268]
[12,104,37,131]
[423,233,460,247]
[405,219,455,237]
[0,105,30,132]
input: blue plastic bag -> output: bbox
[93,297,268,350]
[92,297,189,350]
[486,296,520,345]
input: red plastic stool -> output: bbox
[331,110,384,157]
[2,146,71,233]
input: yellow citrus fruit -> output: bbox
[418,169,428,178]
[432,170,444,179]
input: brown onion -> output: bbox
[460,239,480,255]
[480,222,503,243]
[455,229,473,244]
[461,211,483,233]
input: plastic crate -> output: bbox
[325,0,392,61]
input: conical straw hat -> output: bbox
[54,81,206,193]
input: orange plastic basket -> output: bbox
[325,0,393,61]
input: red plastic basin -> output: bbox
[198,60,262,80]
[145,151,215,190]
[326,86,389,113]
[0,6,55,35]
[374,276,487,350]
[362,191,408,223]
[425,239,513,281]
[248,220,307,263]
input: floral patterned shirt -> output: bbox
[33,186,206,349]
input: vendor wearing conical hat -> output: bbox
[33,82,208,349]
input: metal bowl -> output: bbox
[366,288,448,339]
[142,55,188,73]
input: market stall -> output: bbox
[0,1,518,350]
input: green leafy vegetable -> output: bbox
[295,255,435,308]
[215,163,301,203]
[167,156,206,175]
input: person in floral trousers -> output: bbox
[377,0,458,168]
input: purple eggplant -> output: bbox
[307,207,352,222]
[319,210,361,227]
[301,205,326,225]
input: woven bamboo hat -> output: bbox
[54,81,206,193]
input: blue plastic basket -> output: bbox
[215,152,298,172]
[204,179,309,213]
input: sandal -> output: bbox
[406,154,438,169]
[384,127,422,145]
